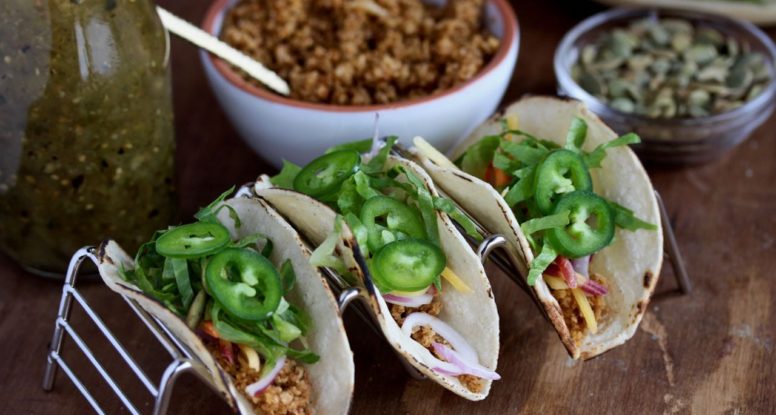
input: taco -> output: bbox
[95,191,355,414]
[409,96,663,359]
[254,139,501,400]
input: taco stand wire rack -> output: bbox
[42,173,691,414]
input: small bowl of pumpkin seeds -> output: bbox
[555,7,776,163]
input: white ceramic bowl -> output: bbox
[200,0,519,168]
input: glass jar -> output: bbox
[0,0,176,276]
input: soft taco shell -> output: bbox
[255,155,500,400]
[416,95,663,359]
[95,197,355,414]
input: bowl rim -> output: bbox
[553,6,776,129]
[201,0,519,113]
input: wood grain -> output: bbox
[1,0,774,413]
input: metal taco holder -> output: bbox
[42,247,220,415]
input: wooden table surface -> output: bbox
[2,0,775,414]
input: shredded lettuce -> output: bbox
[520,210,570,236]
[186,290,207,329]
[433,196,483,242]
[400,167,441,247]
[270,160,302,189]
[583,133,641,168]
[324,138,373,154]
[272,299,302,343]
[362,136,398,175]
[353,171,381,200]
[609,201,658,231]
[194,186,237,226]
[279,259,296,293]
[170,258,193,309]
[210,300,319,366]
[211,302,279,361]
[335,176,363,215]
[503,165,536,207]
[343,212,370,258]
[309,217,347,275]
[527,240,558,286]
[500,140,550,166]
[565,117,588,153]
[230,232,269,251]
[459,135,500,178]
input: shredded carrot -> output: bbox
[484,164,496,184]
[484,163,511,188]
[200,321,220,339]
[492,167,511,188]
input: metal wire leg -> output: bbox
[336,287,426,381]
[476,235,508,265]
[43,246,97,392]
[655,191,692,294]
[152,359,214,415]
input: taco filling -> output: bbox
[271,138,499,390]
[456,115,656,344]
[118,189,319,415]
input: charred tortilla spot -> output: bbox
[97,241,110,263]
[486,288,493,299]
[643,271,654,288]
[636,299,649,315]
[453,171,474,183]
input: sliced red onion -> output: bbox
[219,339,235,365]
[556,256,578,289]
[432,343,501,380]
[432,365,464,376]
[571,255,590,278]
[245,355,286,396]
[580,278,608,296]
[384,292,433,308]
[401,312,477,361]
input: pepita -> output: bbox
[571,16,772,119]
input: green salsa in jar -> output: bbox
[0,0,176,275]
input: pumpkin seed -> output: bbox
[571,16,772,119]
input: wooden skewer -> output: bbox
[156,6,290,96]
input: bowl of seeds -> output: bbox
[555,7,776,163]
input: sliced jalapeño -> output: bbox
[205,248,282,321]
[546,191,615,258]
[155,222,230,259]
[360,196,426,252]
[371,239,445,292]
[534,149,592,214]
[293,150,361,198]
